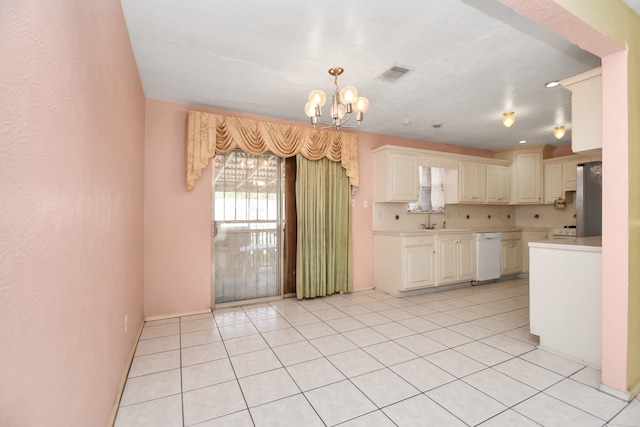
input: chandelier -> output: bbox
[304,67,369,129]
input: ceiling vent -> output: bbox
[380,66,410,80]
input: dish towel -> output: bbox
[431,167,446,211]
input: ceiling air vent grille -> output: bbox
[380,66,410,80]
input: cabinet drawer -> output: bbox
[501,231,522,241]
[403,235,434,246]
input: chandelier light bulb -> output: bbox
[308,90,326,107]
[353,97,370,113]
[503,112,515,128]
[339,86,358,104]
[304,101,316,118]
[554,125,566,139]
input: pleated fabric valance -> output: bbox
[186,111,359,191]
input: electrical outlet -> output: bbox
[125,313,128,332]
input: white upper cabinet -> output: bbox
[486,164,510,203]
[543,154,597,204]
[515,152,543,203]
[544,161,563,204]
[494,145,555,204]
[560,67,602,157]
[373,149,419,202]
[445,159,510,205]
[458,162,487,203]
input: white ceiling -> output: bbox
[120,0,612,151]
[624,0,640,16]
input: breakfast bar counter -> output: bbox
[528,236,602,368]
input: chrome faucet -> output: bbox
[421,214,436,230]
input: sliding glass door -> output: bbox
[212,151,283,304]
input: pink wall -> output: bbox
[0,0,145,425]
[144,100,213,317]
[601,49,630,395]
[143,99,490,315]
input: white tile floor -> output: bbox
[114,279,640,427]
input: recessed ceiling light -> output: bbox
[402,119,411,125]
[519,140,527,144]
[545,81,560,88]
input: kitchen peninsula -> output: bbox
[528,236,602,368]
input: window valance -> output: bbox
[186,111,359,191]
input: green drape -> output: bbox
[296,155,353,299]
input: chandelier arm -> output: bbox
[313,113,362,130]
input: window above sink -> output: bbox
[407,166,446,214]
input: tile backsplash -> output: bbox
[515,196,577,228]
[373,197,577,231]
[373,203,516,231]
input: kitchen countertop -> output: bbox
[373,226,545,236]
[529,236,602,251]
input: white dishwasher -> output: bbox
[475,232,502,281]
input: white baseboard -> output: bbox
[600,382,640,402]
[109,321,144,426]
[144,308,212,322]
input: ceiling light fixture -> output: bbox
[554,125,566,139]
[519,140,527,144]
[545,81,560,88]
[304,67,369,129]
[503,111,515,128]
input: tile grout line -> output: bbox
[116,281,634,426]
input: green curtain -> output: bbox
[296,155,353,299]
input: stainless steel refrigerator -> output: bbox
[576,161,602,237]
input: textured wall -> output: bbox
[0,0,145,425]
[144,99,212,317]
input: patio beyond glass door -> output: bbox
[212,151,283,304]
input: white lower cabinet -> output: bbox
[436,233,475,285]
[374,234,436,294]
[404,243,437,290]
[500,232,522,276]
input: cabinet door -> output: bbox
[562,160,578,191]
[570,74,602,154]
[388,152,419,202]
[516,152,542,203]
[437,237,457,284]
[459,162,486,202]
[459,162,475,202]
[457,236,476,281]
[513,240,523,272]
[501,239,523,275]
[404,245,436,290]
[544,162,563,204]
[501,240,515,275]
[487,165,509,203]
